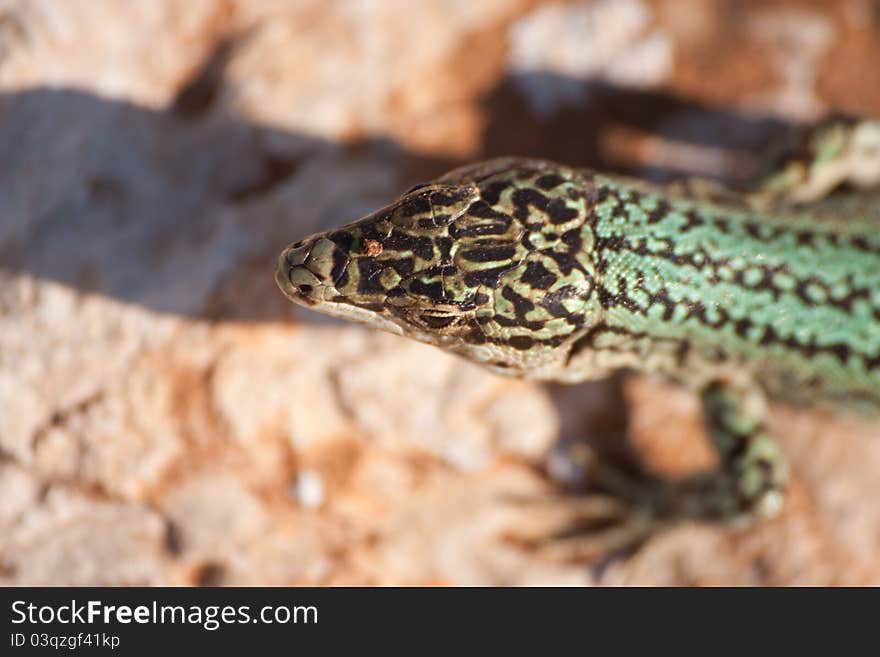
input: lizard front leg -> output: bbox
[520,379,789,561]
[654,381,789,522]
[748,116,880,206]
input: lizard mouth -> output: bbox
[275,269,319,306]
[275,243,408,336]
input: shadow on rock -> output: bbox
[0,73,789,321]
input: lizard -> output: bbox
[275,117,880,557]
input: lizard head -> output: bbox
[276,158,602,377]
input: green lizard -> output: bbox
[275,118,880,556]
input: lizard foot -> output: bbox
[517,494,662,562]
[504,380,789,563]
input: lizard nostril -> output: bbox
[284,243,311,269]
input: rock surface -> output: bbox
[1,0,879,585]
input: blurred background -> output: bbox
[1,0,879,585]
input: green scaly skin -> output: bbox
[276,117,880,555]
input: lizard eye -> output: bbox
[413,312,462,330]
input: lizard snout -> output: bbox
[276,237,349,306]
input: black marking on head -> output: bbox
[431,188,474,207]
[419,264,457,278]
[502,286,536,318]
[471,237,515,247]
[467,200,509,220]
[547,198,579,225]
[358,221,386,242]
[459,246,517,263]
[384,230,435,261]
[535,173,565,190]
[329,231,355,252]
[563,313,585,327]
[450,221,511,238]
[521,261,558,289]
[492,314,544,331]
[457,291,478,311]
[436,236,453,261]
[560,228,582,251]
[463,264,517,288]
[330,250,349,286]
[507,335,535,350]
[511,188,549,221]
[480,181,509,205]
[401,195,432,217]
[545,251,585,276]
[540,284,589,319]
[419,213,451,228]
[387,257,415,278]
[492,314,517,327]
[408,278,446,301]
[356,259,387,295]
